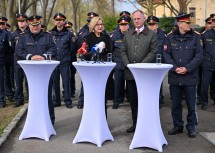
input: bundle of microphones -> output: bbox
[77,41,106,63]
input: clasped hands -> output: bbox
[175,67,188,74]
[31,55,45,61]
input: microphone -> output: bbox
[77,42,87,55]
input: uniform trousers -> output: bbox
[5,55,14,99]
[70,64,76,96]
[170,85,197,132]
[0,64,5,104]
[201,70,215,107]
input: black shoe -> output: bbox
[0,103,6,108]
[7,97,15,102]
[126,125,136,133]
[13,102,24,108]
[188,131,197,138]
[112,104,119,109]
[201,105,208,110]
[77,104,83,109]
[168,127,183,135]
[65,104,73,109]
[54,103,61,107]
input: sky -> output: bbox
[115,0,142,14]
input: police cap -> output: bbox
[53,13,66,20]
[210,13,215,21]
[118,16,130,25]
[64,21,73,28]
[147,16,159,23]
[87,12,99,22]
[6,23,10,29]
[0,17,8,23]
[120,11,130,17]
[16,14,28,21]
[28,15,42,26]
[175,13,193,23]
[205,17,212,24]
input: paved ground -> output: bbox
[0,74,214,153]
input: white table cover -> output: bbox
[127,63,173,152]
[18,60,59,141]
[72,61,116,147]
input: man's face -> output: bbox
[18,20,28,29]
[178,21,191,33]
[205,22,212,31]
[55,19,65,28]
[0,22,6,30]
[29,24,41,34]
[132,11,145,29]
[147,23,158,32]
[212,20,215,29]
[119,23,129,33]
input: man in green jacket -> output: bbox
[120,10,157,133]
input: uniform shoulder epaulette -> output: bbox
[167,30,173,36]
[110,33,114,38]
[20,32,25,35]
[201,30,206,34]
[194,30,200,35]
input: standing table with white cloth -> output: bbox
[72,61,116,147]
[18,60,60,141]
[127,63,173,152]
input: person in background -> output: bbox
[6,23,11,31]
[64,21,76,99]
[15,15,57,124]
[120,10,157,133]
[163,13,203,138]
[0,17,11,108]
[111,16,130,109]
[49,13,76,109]
[76,12,99,109]
[12,14,29,107]
[41,24,46,31]
[200,14,215,109]
[146,15,166,107]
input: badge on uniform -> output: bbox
[16,39,19,46]
[164,44,168,51]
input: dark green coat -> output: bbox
[120,27,157,80]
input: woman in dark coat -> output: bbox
[82,16,114,116]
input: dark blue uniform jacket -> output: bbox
[163,28,203,85]
[0,29,10,65]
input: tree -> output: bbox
[70,0,81,35]
[162,0,192,16]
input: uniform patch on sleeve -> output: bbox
[164,44,168,51]
[200,39,203,46]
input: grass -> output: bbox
[0,101,21,135]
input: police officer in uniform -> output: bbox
[111,16,130,109]
[12,14,29,107]
[0,17,14,102]
[15,15,57,124]
[163,13,203,138]
[147,15,166,106]
[76,12,98,109]
[200,15,215,109]
[50,13,76,108]
[0,17,11,108]
[64,21,76,98]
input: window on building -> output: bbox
[189,7,196,18]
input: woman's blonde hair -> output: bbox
[89,16,104,32]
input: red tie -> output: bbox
[137,29,140,34]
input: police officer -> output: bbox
[49,13,76,109]
[76,12,98,109]
[12,14,29,107]
[64,21,73,31]
[15,15,57,124]
[111,16,130,109]
[64,21,76,98]
[200,15,215,109]
[0,17,14,102]
[147,15,166,106]
[0,17,10,108]
[163,13,203,138]
[113,11,133,32]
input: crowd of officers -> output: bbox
[0,10,214,137]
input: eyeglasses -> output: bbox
[95,23,104,26]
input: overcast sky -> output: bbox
[115,0,142,14]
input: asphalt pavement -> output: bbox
[0,73,214,153]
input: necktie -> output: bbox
[137,29,140,34]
